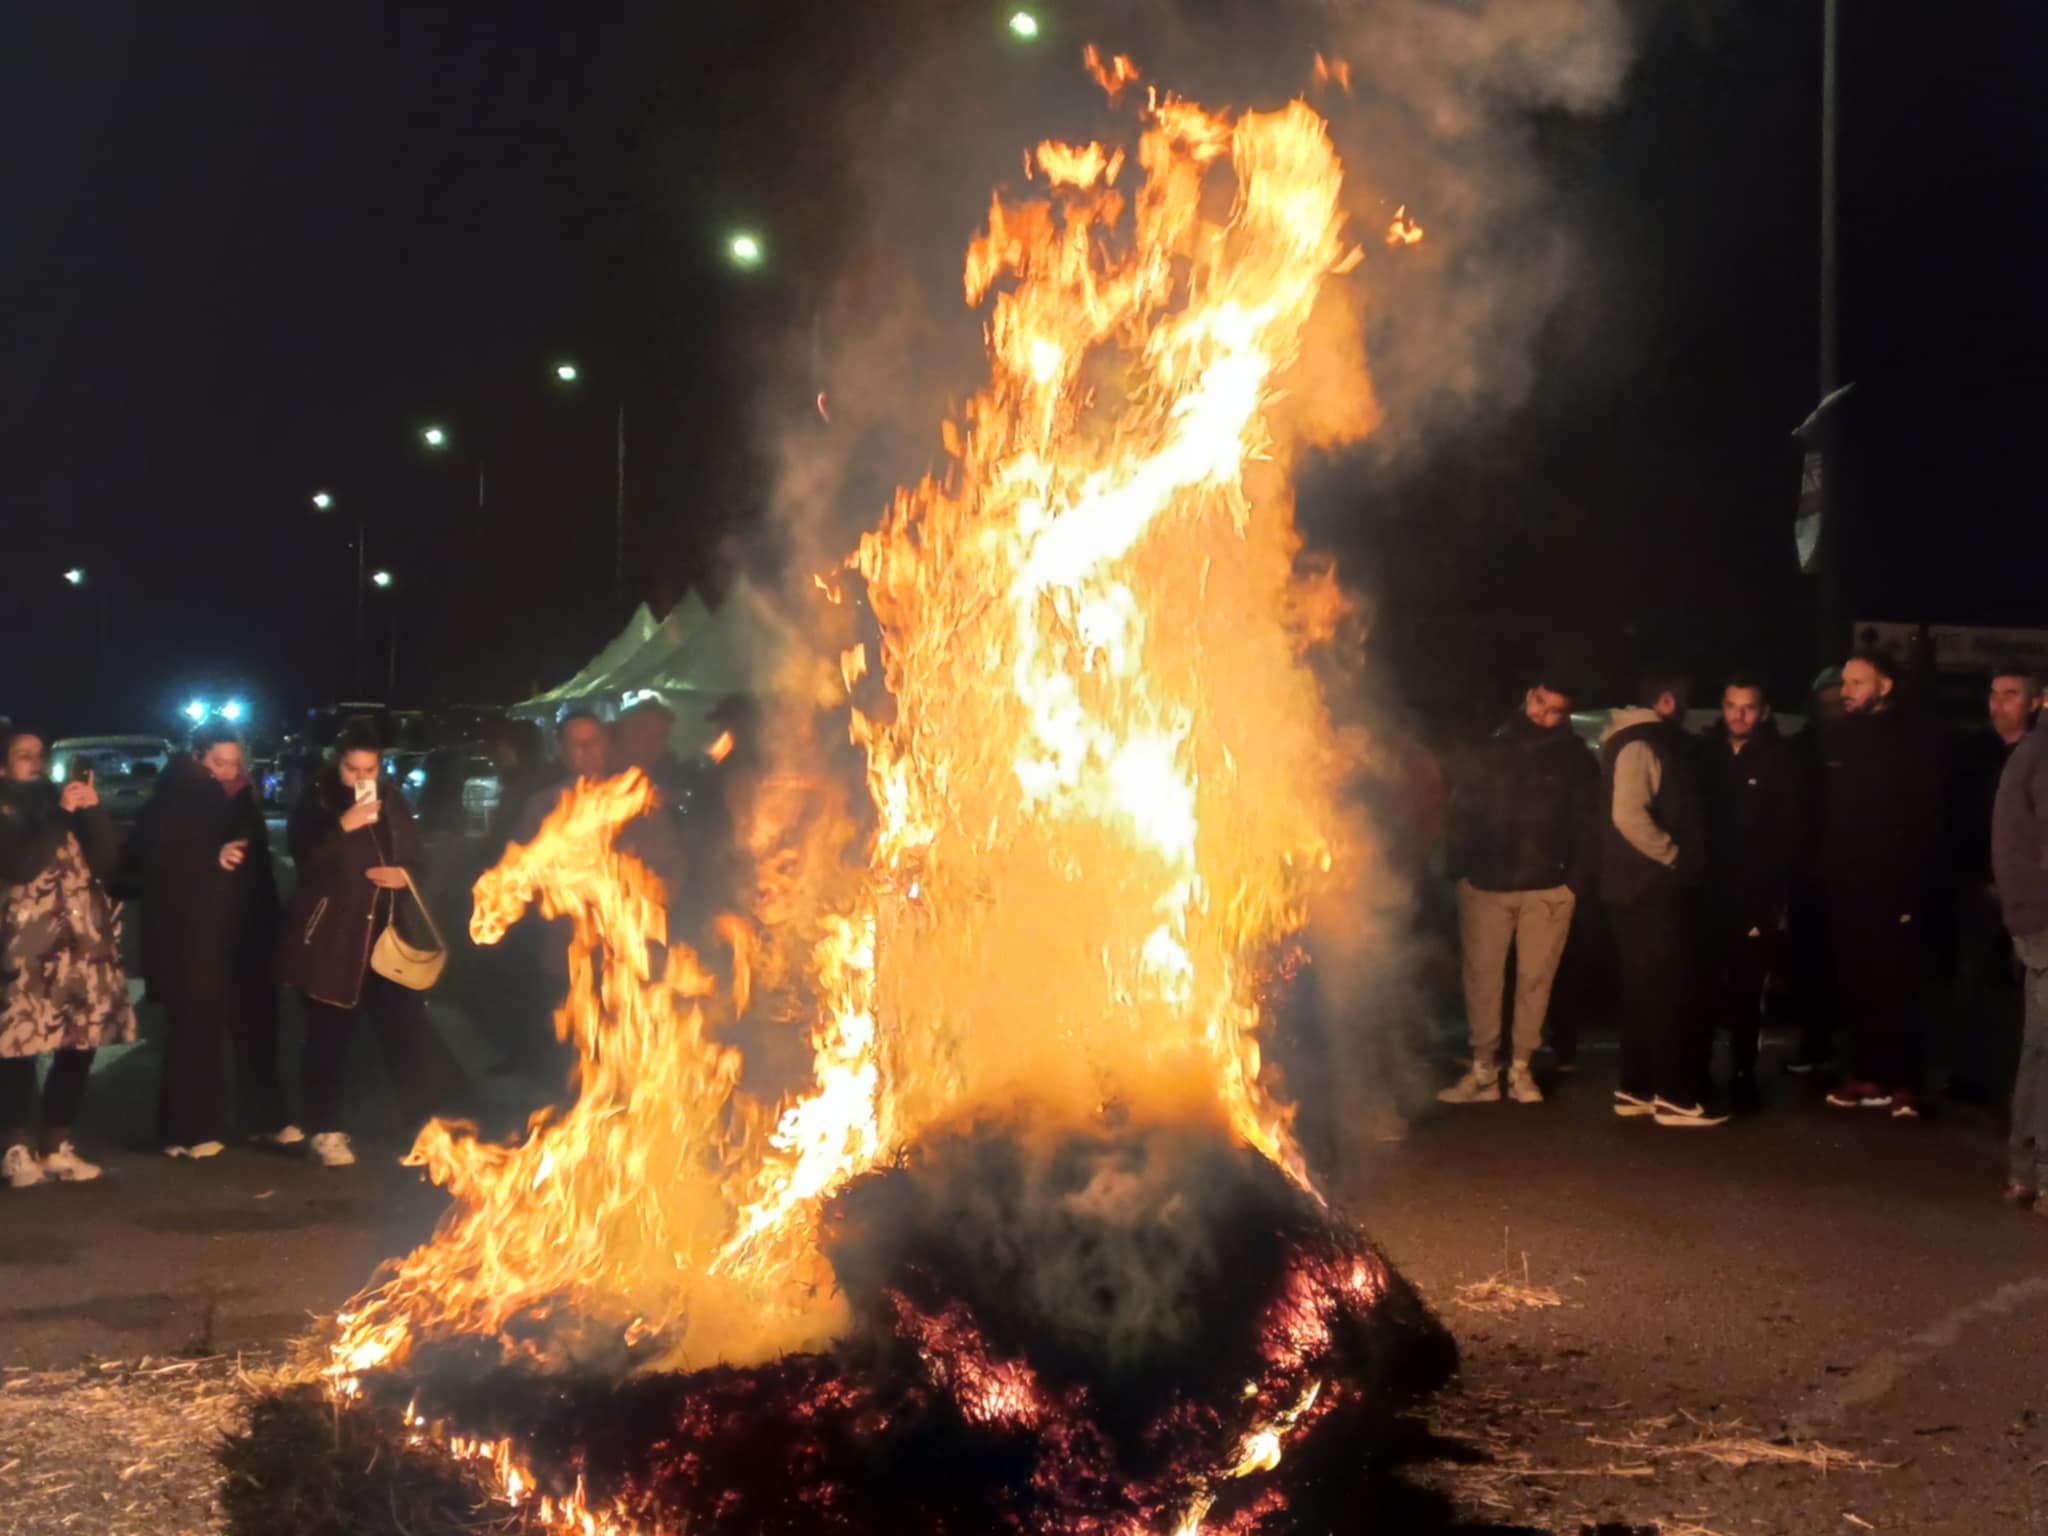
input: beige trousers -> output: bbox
[1455,880,1576,1066]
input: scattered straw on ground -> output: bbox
[1452,1249,1565,1316]
[0,1355,252,1536]
[1589,1411,1897,1474]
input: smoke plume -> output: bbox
[729,0,1642,1180]
[750,0,1639,571]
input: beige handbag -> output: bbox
[369,870,448,991]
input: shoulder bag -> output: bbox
[370,869,448,991]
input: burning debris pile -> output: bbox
[230,1132,1453,1535]
[228,56,1452,1536]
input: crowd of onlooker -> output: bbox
[3,647,2044,1222]
[1431,646,2048,1213]
[0,695,744,1190]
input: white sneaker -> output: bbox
[308,1132,356,1167]
[3,1144,46,1189]
[165,1141,226,1159]
[1506,1063,1544,1105]
[252,1124,306,1147]
[39,1142,102,1182]
[1437,1065,1501,1104]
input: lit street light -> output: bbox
[184,699,209,723]
[1008,9,1040,39]
[421,425,448,449]
[63,567,85,587]
[554,361,580,384]
[727,231,764,268]
[368,571,400,695]
[221,699,246,724]
[311,490,334,511]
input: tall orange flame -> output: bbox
[331,69,1377,1447]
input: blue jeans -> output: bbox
[2012,930,2048,1190]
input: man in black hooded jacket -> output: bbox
[1440,672,1599,1107]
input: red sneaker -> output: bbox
[1826,1081,1891,1109]
[1890,1090,1921,1119]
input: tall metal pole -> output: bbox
[614,399,628,617]
[1816,0,1843,663]
[355,513,368,696]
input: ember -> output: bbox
[231,1134,1454,1536]
[235,54,1453,1536]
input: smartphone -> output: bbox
[354,777,378,806]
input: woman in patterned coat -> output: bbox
[0,728,137,1189]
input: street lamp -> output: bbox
[727,231,764,268]
[368,570,399,695]
[554,361,580,384]
[62,567,85,587]
[421,425,449,450]
[1008,9,1040,39]
[311,490,334,511]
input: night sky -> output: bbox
[2,2,2043,740]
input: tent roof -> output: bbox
[521,603,658,707]
[514,591,789,716]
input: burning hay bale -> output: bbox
[224,50,1470,1536]
[228,1128,1458,1535]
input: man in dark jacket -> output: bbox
[1601,668,1717,1126]
[1439,672,1599,1107]
[1698,676,1802,1111]
[1992,720,2048,1213]
[1943,665,2040,1100]
[1819,650,1944,1117]
[137,726,295,1156]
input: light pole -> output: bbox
[313,491,372,694]
[1815,0,1844,664]
[61,567,110,678]
[422,421,489,540]
[370,569,397,697]
[552,359,631,619]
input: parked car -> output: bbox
[49,735,177,825]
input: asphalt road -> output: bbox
[4,1015,2044,1532]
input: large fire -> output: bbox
[315,57,1431,1536]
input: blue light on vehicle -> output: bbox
[221,699,246,723]
[406,767,427,788]
[184,699,208,722]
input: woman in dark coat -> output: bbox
[1,728,136,1189]
[279,724,437,1167]
[137,724,296,1157]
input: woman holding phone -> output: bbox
[0,728,135,1189]
[280,722,435,1167]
